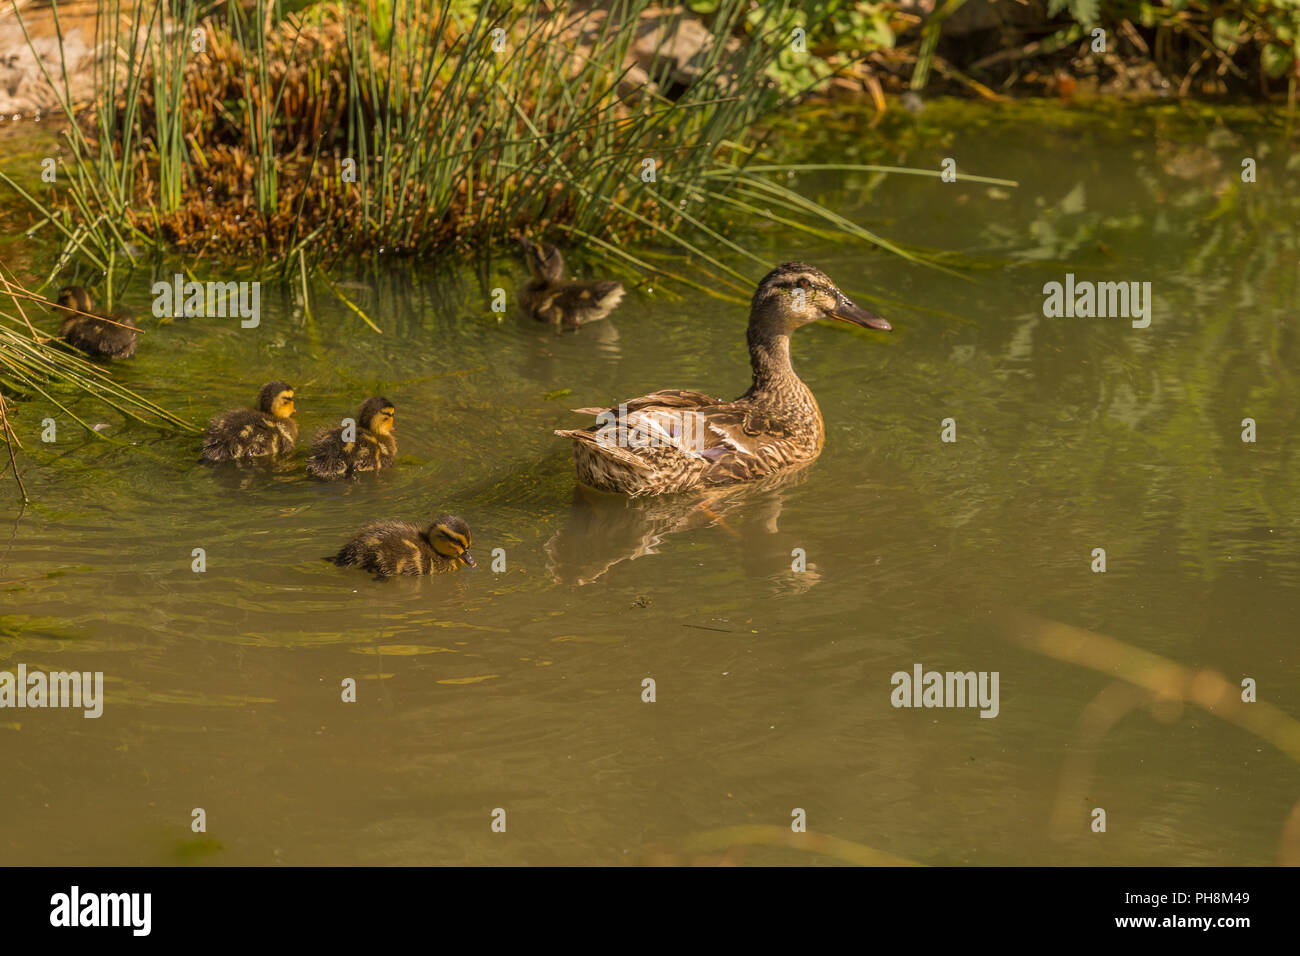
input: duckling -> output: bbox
[519,238,625,327]
[200,381,298,462]
[332,514,475,576]
[54,286,139,359]
[555,262,892,496]
[306,397,396,479]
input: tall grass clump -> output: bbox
[0,1,873,273]
[0,0,999,285]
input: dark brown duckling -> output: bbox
[55,286,139,359]
[519,239,625,327]
[200,381,298,462]
[306,396,396,480]
[332,514,475,577]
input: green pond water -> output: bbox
[1,100,1297,865]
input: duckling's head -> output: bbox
[358,396,396,436]
[56,286,95,316]
[750,262,891,334]
[520,238,565,283]
[258,381,296,419]
[427,515,475,568]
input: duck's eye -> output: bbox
[797,278,810,291]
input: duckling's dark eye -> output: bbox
[797,278,810,291]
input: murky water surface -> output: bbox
[2,101,1297,864]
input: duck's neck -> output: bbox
[746,318,805,397]
[367,429,397,453]
[743,315,822,447]
[272,416,298,441]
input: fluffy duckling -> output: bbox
[55,286,139,359]
[332,514,476,576]
[306,396,397,479]
[519,238,625,327]
[200,381,298,462]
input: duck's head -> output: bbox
[427,515,475,568]
[55,286,95,316]
[750,262,891,334]
[358,396,396,436]
[258,381,296,419]
[520,238,565,283]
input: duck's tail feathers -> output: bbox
[554,428,652,471]
[593,283,625,310]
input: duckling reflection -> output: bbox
[543,466,814,587]
[201,452,303,493]
[515,318,623,393]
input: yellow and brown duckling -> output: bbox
[200,381,298,462]
[306,396,397,479]
[519,238,625,327]
[555,262,892,496]
[54,286,139,359]
[332,514,475,576]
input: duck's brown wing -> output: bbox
[695,406,810,484]
[557,388,811,493]
[560,393,768,465]
[570,388,723,416]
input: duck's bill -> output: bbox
[460,551,477,569]
[828,301,891,331]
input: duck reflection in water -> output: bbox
[544,465,818,590]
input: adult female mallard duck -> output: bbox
[200,381,298,462]
[519,238,625,327]
[306,396,396,479]
[554,262,891,496]
[54,286,139,359]
[332,514,475,576]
